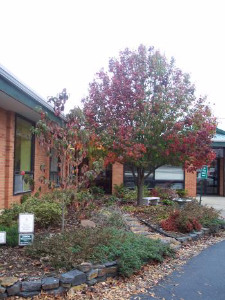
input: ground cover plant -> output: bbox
[26,227,174,277]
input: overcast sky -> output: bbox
[1,0,225,127]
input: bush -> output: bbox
[0,197,62,228]
[26,227,174,276]
[162,199,175,206]
[176,189,188,198]
[150,187,178,200]
[114,184,130,199]
[89,186,105,197]
[0,225,18,247]
[161,210,202,233]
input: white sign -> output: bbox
[0,232,6,244]
[19,213,34,233]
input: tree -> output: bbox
[83,45,217,205]
[33,89,103,231]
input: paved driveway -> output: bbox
[196,196,225,218]
[130,240,225,300]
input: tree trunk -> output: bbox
[137,168,145,206]
[137,183,144,206]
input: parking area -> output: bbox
[196,196,225,218]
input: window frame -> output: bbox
[49,149,60,187]
[13,114,35,195]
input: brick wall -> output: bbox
[33,138,50,195]
[0,108,7,208]
[112,162,124,193]
[219,158,224,196]
[185,170,197,197]
[0,108,51,209]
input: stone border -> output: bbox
[0,261,118,299]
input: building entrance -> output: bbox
[197,159,219,196]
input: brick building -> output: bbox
[1,65,225,210]
[111,130,225,197]
[0,65,61,209]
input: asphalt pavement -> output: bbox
[130,240,225,300]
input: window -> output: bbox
[155,166,184,181]
[50,149,60,186]
[124,164,184,189]
[14,116,34,194]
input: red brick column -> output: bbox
[112,162,124,193]
[185,170,197,197]
[219,158,224,196]
[0,108,7,209]
[34,138,50,194]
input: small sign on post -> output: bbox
[200,165,208,204]
[0,232,6,245]
[18,213,34,246]
[200,165,208,179]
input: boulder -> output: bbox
[80,220,96,228]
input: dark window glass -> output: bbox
[50,149,60,186]
[14,116,34,194]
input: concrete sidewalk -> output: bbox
[130,240,225,300]
[196,196,225,218]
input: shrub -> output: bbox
[89,186,105,197]
[0,225,18,247]
[114,184,130,198]
[150,187,178,200]
[161,210,202,233]
[162,199,175,206]
[176,189,188,198]
[26,227,174,276]
[0,197,62,228]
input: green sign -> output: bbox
[19,234,34,246]
[200,165,208,179]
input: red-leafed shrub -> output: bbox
[161,210,202,233]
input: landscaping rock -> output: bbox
[47,286,66,295]
[93,264,105,269]
[80,219,96,228]
[96,275,107,282]
[78,262,93,273]
[87,279,97,286]
[189,233,199,241]
[60,269,86,286]
[0,277,18,287]
[0,286,6,294]
[87,269,98,280]
[18,291,40,298]
[21,280,41,292]
[176,236,190,244]
[202,227,210,235]
[41,277,59,290]
[0,293,7,299]
[105,261,117,268]
[98,266,118,277]
[7,281,21,296]
[61,283,72,288]
[67,284,87,296]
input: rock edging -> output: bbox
[0,261,118,299]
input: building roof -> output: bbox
[0,64,62,123]
[212,128,225,147]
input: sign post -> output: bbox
[18,213,34,246]
[199,165,208,205]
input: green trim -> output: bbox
[0,77,62,124]
[216,128,225,135]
